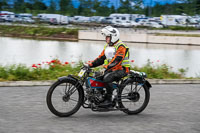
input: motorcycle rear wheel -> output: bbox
[118,83,150,115]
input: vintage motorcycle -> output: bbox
[46,64,152,117]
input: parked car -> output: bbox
[135,17,149,23]
[0,17,5,22]
[49,18,57,25]
[0,15,14,22]
[73,16,90,23]
[23,17,35,23]
[37,14,68,24]
[113,21,131,27]
[18,13,32,18]
[13,17,23,23]
[130,21,140,27]
[100,17,113,24]
[113,21,139,27]
[109,13,146,23]
[144,21,163,28]
[96,17,105,23]
[90,16,101,22]
[137,19,149,26]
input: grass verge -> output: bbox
[0,25,78,40]
[0,59,188,81]
[155,33,200,37]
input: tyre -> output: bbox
[118,83,150,115]
[46,79,84,117]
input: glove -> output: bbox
[83,63,90,69]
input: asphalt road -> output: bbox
[0,84,200,133]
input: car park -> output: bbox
[0,11,199,28]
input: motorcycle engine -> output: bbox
[87,88,106,105]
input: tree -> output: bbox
[78,0,94,16]
[110,5,116,14]
[77,3,83,15]
[33,0,47,11]
[118,0,143,14]
[151,3,165,16]
[99,0,112,16]
[175,0,196,15]
[132,0,144,14]
[92,0,110,16]
[196,0,200,14]
[59,0,76,16]
[93,0,101,14]
[59,0,70,14]
[118,0,132,13]
[0,0,8,10]
[48,0,56,13]
[14,0,26,12]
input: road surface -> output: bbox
[0,84,200,133]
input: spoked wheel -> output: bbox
[118,83,150,115]
[46,79,84,117]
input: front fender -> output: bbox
[58,75,83,91]
[58,75,79,82]
[145,80,152,89]
[58,75,85,104]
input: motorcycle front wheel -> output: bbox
[46,79,84,117]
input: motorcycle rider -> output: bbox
[89,26,131,107]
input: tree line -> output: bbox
[0,0,200,17]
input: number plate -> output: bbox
[78,69,86,77]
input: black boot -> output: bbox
[98,83,113,108]
[98,95,113,108]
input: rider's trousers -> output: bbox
[103,70,127,99]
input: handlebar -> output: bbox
[81,63,92,73]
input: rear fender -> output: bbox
[124,77,144,85]
[123,78,152,89]
[123,77,134,85]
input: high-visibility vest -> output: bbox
[104,40,130,68]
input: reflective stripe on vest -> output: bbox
[104,40,130,67]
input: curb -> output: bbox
[149,79,200,84]
[0,79,200,87]
[0,81,55,87]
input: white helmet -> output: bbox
[101,26,120,45]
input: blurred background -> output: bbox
[1,0,200,27]
[1,0,200,79]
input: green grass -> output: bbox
[0,59,189,81]
[131,59,187,79]
[167,26,199,31]
[155,33,200,37]
[0,25,78,38]
[0,60,82,81]
[136,26,199,31]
